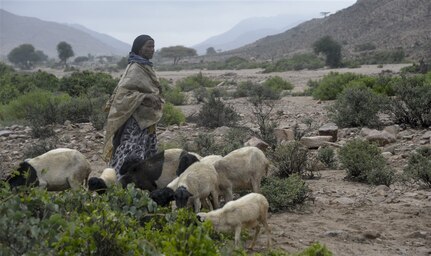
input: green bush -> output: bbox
[196,95,240,128]
[263,76,294,92]
[234,80,282,101]
[338,139,387,183]
[390,75,431,128]
[328,87,387,128]
[176,72,219,92]
[59,70,118,97]
[160,102,186,126]
[317,147,337,169]
[403,146,431,187]
[261,175,311,212]
[311,72,363,100]
[263,53,324,72]
[366,166,395,186]
[164,87,186,105]
[295,242,333,256]
[269,141,309,178]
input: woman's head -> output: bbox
[131,35,155,59]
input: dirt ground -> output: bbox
[1,64,430,255]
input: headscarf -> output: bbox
[129,34,154,66]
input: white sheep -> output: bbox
[197,192,271,249]
[88,167,117,194]
[174,161,220,213]
[149,154,221,207]
[214,146,270,202]
[7,148,91,191]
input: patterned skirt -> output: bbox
[109,116,157,179]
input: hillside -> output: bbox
[219,0,431,61]
[0,9,130,58]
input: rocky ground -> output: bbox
[1,64,430,255]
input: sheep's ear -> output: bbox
[177,153,199,176]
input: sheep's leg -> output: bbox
[262,218,272,248]
[251,178,260,193]
[193,198,202,213]
[38,179,48,189]
[210,190,220,209]
[224,185,234,203]
[234,226,242,248]
[67,177,81,190]
[249,226,260,249]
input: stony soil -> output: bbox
[1,64,430,255]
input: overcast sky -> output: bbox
[1,0,356,50]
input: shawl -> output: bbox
[102,62,163,161]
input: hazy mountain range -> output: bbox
[192,14,308,55]
[1,0,430,62]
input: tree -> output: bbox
[159,45,197,65]
[206,47,217,55]
[313,36,342,68]
[7,44,43,69]
[57,41,74,66]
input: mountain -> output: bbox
[0,9,130,58]
[219,0,431,61]
[192,14,308,55]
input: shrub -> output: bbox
[196,95,240,128]
[261,175,312,212]
[263,53,324,72]
[403,146,431,188]
[328,87,387,128]
[313,36,342,68]
[164,87,186,105]
[159,103,185,126]
[311,72,363,100]
[263,76,294,92]
[176,72,219,92]
[338,139,387,183]
[367,166,395,186]
[269,141,309,178]
[317,146,337,169]
[59,71,118,97]
[390,75,431,128]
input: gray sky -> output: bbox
[1,0,356,50]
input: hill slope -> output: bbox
[221,0,431,61]
[0,9,130,58]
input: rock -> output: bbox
[332,197,355,205]
[406,231,428,239]
[244,137,269,151]
[361,128,396,146]
[274,128,295,144]
[363,230,381,239]
[0,130,13,137]
[323,230,346,237]
[300,136,333,149]
[318,122,338,142]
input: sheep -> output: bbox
[214,146,270,202]
[150,154,222,207]
[6,148,91,191]
[88,168,116,194]
[118,148,200,191]
[174,161,220,213]
[197,192,271,249]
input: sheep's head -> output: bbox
[88,177,108,194]
[7,162,39,188]
[175,186,193,208]
[150,187,175,206]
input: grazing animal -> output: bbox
[214,146,270,202]
[7,148,91,191]
[118,148,200,191]
[150,154,222,207]
[197,193,271,249]
[174,161,220,212]
[88,168,117,194]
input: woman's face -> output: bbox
[139,39,155,59]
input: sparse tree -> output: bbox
[7,44,43,69]
[320,11,330,18]
[159,46,197,64]
[206,47,217,55]
[57,41,74,66]
[313,36,342,68]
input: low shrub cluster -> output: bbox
[196,95,240,128]
[176,72,220,92]
[403,146,431,188]
[269,141,309,178]
[263,53,324,72]
[160,102,186,126]
[317,146,337,169]
[338,139,394,186]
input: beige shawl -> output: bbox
[102,63,163,161]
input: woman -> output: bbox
[103,34,164,178]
